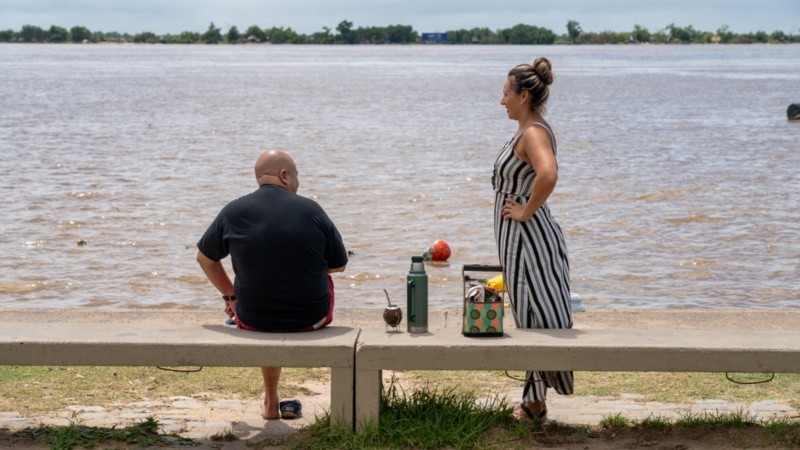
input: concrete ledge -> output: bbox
[0,323,359,428]
[354,328,800,430]
[357,328,800,372]
[0,323,357,367]
[5,321,800,433]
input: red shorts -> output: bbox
[235,275,335,332]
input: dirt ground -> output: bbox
[1,421,797,449]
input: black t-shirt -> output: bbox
[197,184,348,330]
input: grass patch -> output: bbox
[674,409,758,428]
[288,378,538,450]
[3,366,798,416]
[2,366,799,448]
[375,380,511,448]
[636,414,672,429]
[574,371,800,406]
[0,366,327,414]
[391,369,800,410]
[7,416,198,449]
[286,383,800,450]
[3,380,799,449]
[599,412,631,427]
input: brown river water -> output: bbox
[1,43,798,310]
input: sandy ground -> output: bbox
[1,307,799,449]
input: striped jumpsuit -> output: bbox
[492,122,573,403]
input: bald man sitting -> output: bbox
[196,150,348,420]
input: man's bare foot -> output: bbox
[260,393,280,420]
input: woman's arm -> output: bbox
[500,126,558,222]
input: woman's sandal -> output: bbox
[513,402,547,422]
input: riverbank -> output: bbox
[1,308,799,449]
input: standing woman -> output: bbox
[493,57,572,421]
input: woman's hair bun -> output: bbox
[532,57,554,86]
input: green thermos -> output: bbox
[407,256,428,333]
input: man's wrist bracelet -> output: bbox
[222,295,236,302]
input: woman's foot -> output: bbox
[259,393,280,420]
[512,401,547,422]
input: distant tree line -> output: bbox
[555,20,796,44]
[1,20,797,45]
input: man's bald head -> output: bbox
[255,150,299,193]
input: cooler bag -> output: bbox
[462,264,504,337]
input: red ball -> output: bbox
[429,240,451,261]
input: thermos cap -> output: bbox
[410,255,425,272]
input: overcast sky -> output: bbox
[2,0,797,35]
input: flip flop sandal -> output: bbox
[513,402,547,422]
[279,399,302,419]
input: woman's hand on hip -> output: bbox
[502,197,530,222]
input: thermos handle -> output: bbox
[407,278,415,321]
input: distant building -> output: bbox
[421,32,447,43]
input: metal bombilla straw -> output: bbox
[384,289,393,307]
